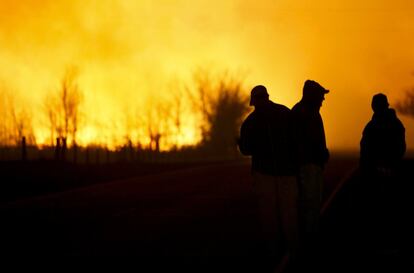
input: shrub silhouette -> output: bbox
[187,68,249,157]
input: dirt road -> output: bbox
[0,157,357,270]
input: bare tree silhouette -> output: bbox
[61,67,83,146]
[187,68,249,156]
[396,88,414,118]
[43,94,59,146]
[146,100,172,153]
[10,105,35,146]
[0,88,35,146]
[123,108,135,145]
[0,89,14,146]
[168,79,184,149]
[44,66,83,147]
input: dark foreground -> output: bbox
[283,159,414,273]
[0,154,397,272]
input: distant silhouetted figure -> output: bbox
[360,93,406,176]
[238,85,299,260]
[291,80,329,252]
[359,93,406,248]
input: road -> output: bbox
[0,157,357,270]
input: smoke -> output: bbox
[0,0,413,150]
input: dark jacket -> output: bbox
[238,101,297,176]
[360,108,406,170]
[291,100,329,168]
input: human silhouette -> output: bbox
[360,93,406,176]
[291,80,329,255]
[238,85,299,261]
[359,93,406,244]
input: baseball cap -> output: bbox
[303,80,329,97]
[250,85,269,106]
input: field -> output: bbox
[0,153,384,271]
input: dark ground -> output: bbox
[284,158,414,273]
[0,159,223,203]
[0,154,367,271]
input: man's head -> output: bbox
[302,80,329,108]
[250,85,269,107]
[371,93,389,113]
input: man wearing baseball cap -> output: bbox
[238,85,299,261]
[291,79,330,263]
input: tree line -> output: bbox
[2,66,413,162]
[0,66,250,160]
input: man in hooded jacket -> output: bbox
[291,80,330,253]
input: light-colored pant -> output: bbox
[253,172,299,257]
[298,164,323,238]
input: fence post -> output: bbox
[95,148,100,165]
[21,136,27,161]
[128,140,134,162]
[73,142,77,164]
[85,147,90,165]
[54,138,61,161]
[106,147,110,164]
[61,137,67,162]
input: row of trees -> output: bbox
[2,66,413,161]
[132,68,249,156]
[0,67,250,158]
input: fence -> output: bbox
[0,137,243,164]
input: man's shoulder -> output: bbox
[269,101,291,113]
[291,101,302,110]
[242,110,256,124]
[362,120,374,134]
[389,109,406,130]
[291,102,305,116]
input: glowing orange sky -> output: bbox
[0,0,413,150]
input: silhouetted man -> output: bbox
[238,85,298,260]
[360,93,405,202]
[360,93,406,176]
[359,93,406,248]
[291,80,329,250]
